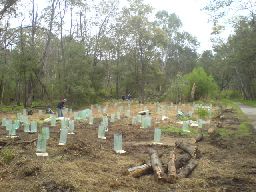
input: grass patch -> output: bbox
[216,128,233,137]
[237,122,252,136]
[0,105,23,112]
[216,123,252,138]
[237,99,256,107]
[0,147,15,164]
[195,107,209,119]
[161,125,200,137]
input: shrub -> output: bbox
[220,90,242,99]
[196,107,209,119]
[184,67,219,100]
[163,73,190,103]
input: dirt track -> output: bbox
[240,104,256,131]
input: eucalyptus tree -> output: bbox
[204,0,256,99]
[0,0,19,21]
[117,0,169,102]
[155,10,199,89]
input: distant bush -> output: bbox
[163,73,190,103]
[220,90,242,99]
[184,67,219,100]
[196,107,209,119]
[164,67,219,102]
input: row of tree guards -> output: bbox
[1,101,209,181]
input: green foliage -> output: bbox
[164,67,219,102]
[237,122,252,136]
[1,148,15,164]
[0,105,23,112]
[238,100,256,107]
[220,90,242,99]
[216,128,233,137]
[163,73,190,103]
[195,107,209,119]
[161,125,199,136]
[184,67,219,100]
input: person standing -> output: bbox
[57,98,67,117]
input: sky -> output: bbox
[139,0,214,53]
[14,0,215,53]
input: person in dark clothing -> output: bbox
[57,98,67,117]
[127,93,131,100]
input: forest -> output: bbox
[0,0,255,107]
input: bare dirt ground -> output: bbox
[0,102,255,192]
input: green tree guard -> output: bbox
[153,128,162,144]
[30,121,37,133]
[24,122,30,133]
[182,121,190,133]
[98,124,106,139]
[114,133,126,154]
[59,127,68,145]
[42,127,50,140]
[68,120,75,134]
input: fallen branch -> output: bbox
[16,138,38,144]
[177,159,198,178]
[208,128,216,134]
[193,133,203,143]
[167,150,177,183]
[175,153,191,169]
[148,148,167,182]
[128,163,153,178]
[175,141,199,158]
[0,141,8,146]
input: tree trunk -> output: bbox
[167,150,177,183]
[175,153,191,169]
[193,133,203,143]
[1,80,4,105]
[15,79,21,105]
[177,159,198,178]
[128,163,153,178]
[148,148,167,182]
[26,75,34,107]
[175,141,199,158]
[139,40,145,103]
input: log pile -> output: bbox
[128,141,200,183]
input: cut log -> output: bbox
[193,133,203,143]
[177,159,198,178]
[223,107,233,113]
[175,141,199,158]
[138,110,150,115]
[0,141,8,147]
[208,128,216,134]
[167,150,177,183]
[175,153,191,169]
[148,148,167,182]
[16,138,38,144]
[128,163,153,178]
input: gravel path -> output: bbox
[240,104,256,131]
